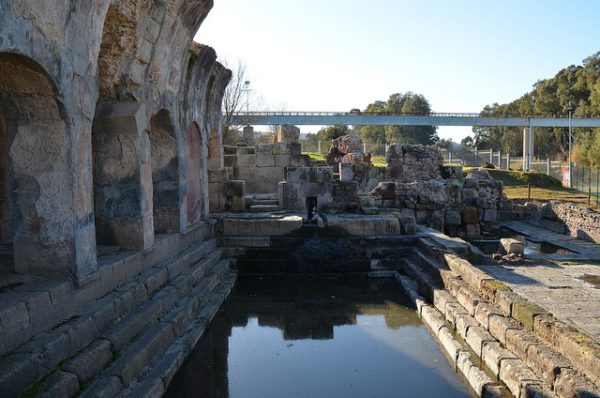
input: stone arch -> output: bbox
[184,122,205,226]
[0,53,73,276]
[205,75,223,171]
[97,1,147,100]
[149,109,180,233]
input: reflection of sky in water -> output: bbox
[228,314,470,398]
[166,280,473,398]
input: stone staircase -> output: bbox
[246,193,279,212]
[0,238,236,398]
[399,237,600,397]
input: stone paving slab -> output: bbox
[479,261,600,340]
[501,221,600,261]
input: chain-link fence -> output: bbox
[571,164,600,206]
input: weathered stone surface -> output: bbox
[482,341,516,377]
[37,371,79,398]
[63,339,113,383]
[273,125,300,143]
[500,238,524,255]
[385,144,442,183]
[499,358,541,398]
[488,314,520,345]
[465,326,495,357]
[226,181,246,211]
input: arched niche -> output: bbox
[149,109,180,233]
[0,53,74,276]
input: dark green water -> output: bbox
[166,279,472,398]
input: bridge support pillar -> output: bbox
[523,127,534,171]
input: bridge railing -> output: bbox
[232,111,600,119]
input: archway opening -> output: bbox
[0,53,71,276]
[149,110,180,233]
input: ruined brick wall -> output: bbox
[385,144,443,183]
[370,167,509,239]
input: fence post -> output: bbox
[318,141,322,154]
[475,147,478,163]
[546,157,551,175]
[449,151,453,163]
[507,153,511,169]
[596,168,599,208]
[489,149,493,164]
[528,184,531,200]
[498,151,502,169]
[589,167,592,205]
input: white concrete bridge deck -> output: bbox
[231,111,600,128]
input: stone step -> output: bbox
[121,271,237,397]
[248,204,279,212]
[402,259,442,301]
[220,246,247,258]
[253,199,279,206]
[0,239,218,397]
[78,262,234,398]
[414,249,600,397]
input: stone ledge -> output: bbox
[440,247,600,389]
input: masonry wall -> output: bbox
[539,202,600,243]
[0,0,230,283]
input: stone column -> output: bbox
[242,125,255,146]
[93,102,154,250]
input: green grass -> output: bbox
[303,152,387,167]
[304,152,326,162]
[465,167,597,206]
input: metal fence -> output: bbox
[300,140,388,156]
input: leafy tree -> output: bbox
[357,92,438,145]
[315,124,351,142]
[473,52,600,162]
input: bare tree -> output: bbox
[222,60,249,144]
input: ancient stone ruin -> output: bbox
[1,2,600,397]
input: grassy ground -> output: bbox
[466,167,597,207]
[304,152,387,167]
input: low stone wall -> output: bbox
[539,202,600,243]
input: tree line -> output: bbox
[464,52,600,165]
[304,92,439,151]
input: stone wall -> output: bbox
[0,0,229,282]
[370,167,509,239]
[385,144,443,183]
[224,128,310,195]
[534,202,600,243]
[279,167,334,211]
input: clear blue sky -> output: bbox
[195,0,600,141]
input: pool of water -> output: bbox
[166,279,472,398]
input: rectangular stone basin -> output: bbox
[165,279,472,398]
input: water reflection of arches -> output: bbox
[0,53,72,276]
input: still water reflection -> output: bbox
[166,279,472,398]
